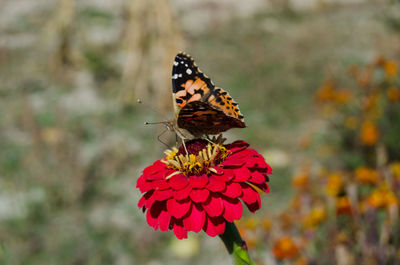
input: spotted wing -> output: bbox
[171,52,245,135]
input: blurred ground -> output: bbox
[0,0,399,264]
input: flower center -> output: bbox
[161,139,229,177]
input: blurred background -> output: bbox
[1,0,400,264]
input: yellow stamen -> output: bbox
[166,171,181,180]
[202,149,208,160]
[166,159,180,168]
[207,144,212,159]
[162,143,229,177]
[209,167,217,173]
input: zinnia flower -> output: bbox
[137,139,272,239]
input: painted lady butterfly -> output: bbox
[172,52,245,138]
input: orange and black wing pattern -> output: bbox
[171,52,245,136]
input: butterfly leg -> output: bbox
[204,134,225,145]
[172,126,190,155]
[204,135,215,145]
[181,139,189,155]
[157,128,171,149]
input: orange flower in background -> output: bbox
[383,60,398,79]
[333,89,352,104]
[303,206,326,228]
[385,192,399,207]
[360,120,379,146]
[387,86,400,102]
[367,186,398,209]
[355,166,380,185]
[374,55,386,67]
[336,196,353,216]
[292,170,310,190]
[315,79,353,104]
[367,188,386,208]
[316,80,335,102]
[273,236,299,260]
[326,173,344,197]
[390,162,400,179]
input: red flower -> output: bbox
[137,139,272,239]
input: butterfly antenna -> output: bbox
[137,99,168,120]
[144,121,167,125]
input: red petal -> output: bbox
[171,218,188,239]
[142,161,165,179]
[138,196,146,209]
[204,216,225,237]
[189,188,210,203]
[146,201,166,229]
[150,179,170,190]
[212,169,234,182]
[246,151,270,168]
[223,182,242,198]
[251,182,269,193]
[210,166,223,175]
[249,171,266,184]
[174,184,192,200]
[153,189,174,201]
[240,184,261,212]
[248,159,272,175]
[207,176,226,192]
[145,195,156,209]
[139,178,170,193]
[137,178,153,193]
[222,157,246,168]
[169,174,189,190]
[222,197,243,222]
[167,198,191,218]
[189,175,209,188]
[138,190,154,208]
[245,200,261,213]
[183,203,206,233]
[136,175,144,188]
[203,195,224,217]
[225,141,249,154]
[240,183,260,204]
[233,167,251,182]
[158,210,171,231]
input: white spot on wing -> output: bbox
[174,61,178,66]
[172,74,178,79]
[186,69,192,75]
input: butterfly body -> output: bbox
[172,52,245,137]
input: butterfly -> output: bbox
[171,52,245,138]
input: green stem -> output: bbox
[218,221,258,265]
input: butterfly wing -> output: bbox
[171,52,245,136]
